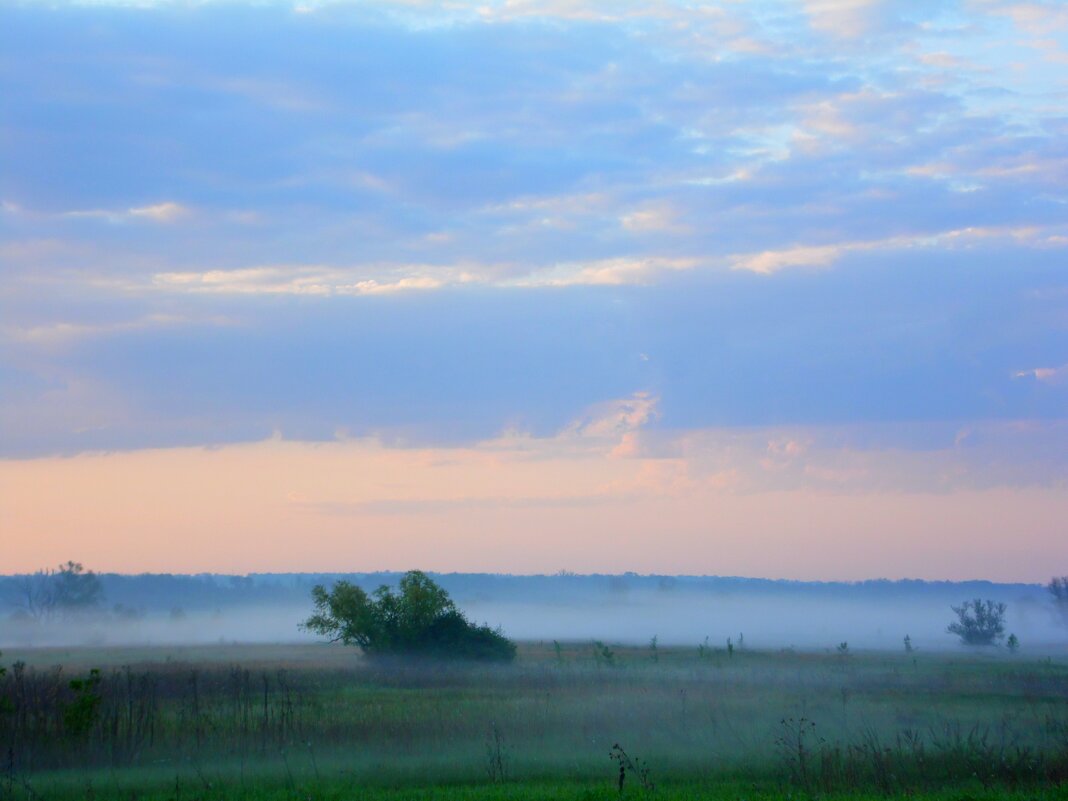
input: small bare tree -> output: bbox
[13,571,57,621]
[10,562,103,621]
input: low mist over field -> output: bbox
[1,572,1063,651]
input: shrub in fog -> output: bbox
[1049,577,1068,624]
[947,598,1006,646]
[697,636,711,659]
[592,640,615,666]
[301,570,515,662]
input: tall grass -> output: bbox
[0,643,1066,797]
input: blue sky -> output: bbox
[2,0,1067,577]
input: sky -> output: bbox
[1,0,1067,581]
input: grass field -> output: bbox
[1,642,1067,799]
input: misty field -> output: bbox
[1,643,1067,800]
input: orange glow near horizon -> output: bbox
[2,436,1065,582]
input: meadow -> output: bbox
[1,642,1067,800]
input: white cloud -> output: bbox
[514,257,700,287]
[151,266,450,296]
[1014,364,1068,384]
[568,392,659,440]
[3,314,227,345]
[987,2,1068,37]
[801,0,891,39]
[127,202,190,223]
[732,243,847,274]
[63,201,191,224]
[620,203,689,234]
[730,223,1068,274]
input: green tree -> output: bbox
[947,598,1006,646]
[301,571,515,662]
[64,668,103,739]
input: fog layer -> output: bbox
[2,583,1063,651]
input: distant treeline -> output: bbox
[0,571,1048,615]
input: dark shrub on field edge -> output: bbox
[301,570,516,662]
[947,598,1006,646]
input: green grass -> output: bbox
[2,642,1067,799]
[15,775,1068,801]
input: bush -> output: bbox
[301,571,515,662]
[947,598,1006,646]
[1049,577,1068,625]
[64,668,103,739]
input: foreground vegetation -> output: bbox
[1,642,1066,799]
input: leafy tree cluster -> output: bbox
[947,598,1006,646]
[302,571,515,662]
